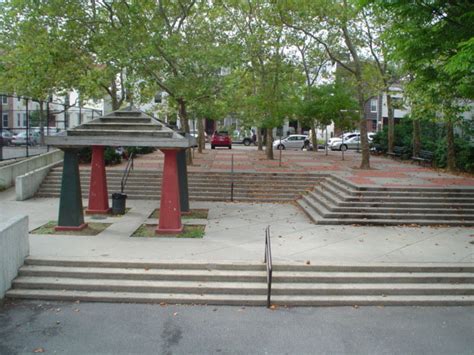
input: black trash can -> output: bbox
[112,193,127,215]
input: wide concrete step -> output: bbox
[309,189,474,215]
[323,179,474,197]
[18,265,267,282]
[12,277,474,296]
[271,295,474,306]
[6,289,268,306]
[297,199,474,226]
[18,265,474,284]
[25,257,474,273]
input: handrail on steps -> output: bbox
[264,225,273,308]
[120,152,135,193]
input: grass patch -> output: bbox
[31,221,111,236]
[132,224,205,238]
[148,208,209,219]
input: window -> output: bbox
[17,113,21,127]
[22,113,27,127]
[2,114,8,127]
[372,120,377,131]
[1,96,7,104]
[370,98,377,112]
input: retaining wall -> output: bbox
[0,215,29,299]
[0,150,63,190]
[16,161,62,201]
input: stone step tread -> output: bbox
[6,289,474,306]
[19,266,474,280]
[320,179,474,196]
[271,295,474,306]
[304,196,474,218]
[14,277,474,292]
[26,257,474,272]
[19,265,267,278]
[5,289,267,305]
[24,258,265,270]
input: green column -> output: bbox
[55,148,87,231]
[177,149,190,213]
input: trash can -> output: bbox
[112,193,127,215]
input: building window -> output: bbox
[17,113,21,127]
[2,114,8,127]
[372,120,377,131]
[1,96,7,104]
[370,99,377,113]
[23,113,27,127]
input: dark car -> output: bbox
[211,131,232,149]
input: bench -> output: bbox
[412,150,434,166]
[386,146,408,159]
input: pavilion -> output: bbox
[45,107,193,234]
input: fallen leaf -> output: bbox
[353,305,359,309]
[33,348,45,353]
[306,260,311,265]
[269,305,277,310]
[173,312,178,316]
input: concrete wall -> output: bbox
[0,215,29,299]
[16,161,62,201]
[0,149,63,190]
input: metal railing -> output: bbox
[120,152,135,193]
[264,225,273,308]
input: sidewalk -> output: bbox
[107,146,474,188]
[0,187,472,264]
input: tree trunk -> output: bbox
[297,120,302,135]
[358,91,370,169]
[110,79,121,111]
[310,121,318,152]
[412,119,421,158]
[257,129,263,151]
[197,118,205,153]
[387,94,395,154]
[446,118,456,172]
[265,128,274,160]
[177,98,192,165]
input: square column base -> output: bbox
[155,225,184,235]
[85,208,112,215]
[55,223,88,232]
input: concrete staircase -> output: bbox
[6,258,474,306]
[298,176,474,226]
[36,167,324,202]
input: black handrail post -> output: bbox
[264,225,273,308]
[25,97,29,158]
[230,154,234,202]
[120,152,135,194]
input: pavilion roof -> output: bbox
[45,107,193,149]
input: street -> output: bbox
[1,300,473,354]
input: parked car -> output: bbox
[330,135,362,151]
[327,132,360,146]
[232,129,255,146]
[211,131,232,149]
[1,130,13,145]
[273,134,308,150]
[12,131,40,146]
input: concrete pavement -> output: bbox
[0,186,472,264]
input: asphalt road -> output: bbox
[1,300,473,355]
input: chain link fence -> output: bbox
[0,94,102,161]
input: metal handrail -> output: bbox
[120,152,134,193]
[264,225,273,308]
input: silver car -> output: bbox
[273,134,308,150]
[330,135,361,151]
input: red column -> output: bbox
[156,149,183,234]
[86,145,111,215]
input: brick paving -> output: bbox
[106,146,474,188]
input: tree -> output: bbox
[277,0,384,169]
[372,0,474,171]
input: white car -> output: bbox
[330,133,375,151]
[273,134,308,150]
[12,131,40,146]
[327,132,359,146]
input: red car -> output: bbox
[211,131,232,149]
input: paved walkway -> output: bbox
[1,187,472,264]
[107,145,474,188]
[1,145,472,265]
